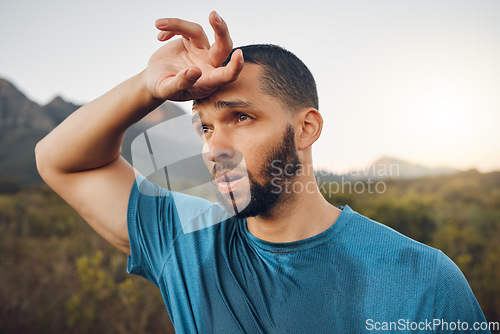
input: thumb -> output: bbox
[158,67,202,99]
[180,67,202,89]
[175,67,202,90]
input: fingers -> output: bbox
[179,67,203,91]
[151,12,243,100]
[155,18,210,49]
[157,30,176,42]
[208,11,233,66]
[206,49,244,88]
[154,12,233,65]
[158,66,203,99]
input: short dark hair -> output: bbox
[223,44,319,111]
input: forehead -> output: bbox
[193,64,268,110]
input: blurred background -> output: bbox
[1,0,499,332]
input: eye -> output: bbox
[202,126,213,134]
[192,121,212,136]
[237,114,251,122]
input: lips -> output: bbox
[215,172,242,182]
[214,172,245,193]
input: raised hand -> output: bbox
[144,11,244,102]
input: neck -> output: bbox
[246,173,341,243]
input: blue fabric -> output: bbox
[127,177,490,333]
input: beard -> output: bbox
[211,124,302,219]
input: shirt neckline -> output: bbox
[240,205,354,253]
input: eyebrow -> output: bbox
[213,99,253,110]
[192,99,254,119]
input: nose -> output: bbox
[202,127,236,164]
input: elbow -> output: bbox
[34,138,50,181]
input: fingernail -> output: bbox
[214,11,222,24]
[155,18,168,28]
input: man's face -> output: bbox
[192,64,301,218]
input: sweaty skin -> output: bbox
[35,11,339,253]
[35,12,244,254]
[194,64,340,243]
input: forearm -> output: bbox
[35,71,162,175]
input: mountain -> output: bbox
[351,156,460,180]
[0,79,53,131]
[315,156,460,183]
[0,77,187,184]
[0,79,53,183]
[41,96,80,125]
[0,77,464,186]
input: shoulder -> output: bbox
[341,206,440,259]
[129,176,229,234]
[127,177,236,280]
[335,206,445,287]
[432,250,490,328]
[339,208,489,325]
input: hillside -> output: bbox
[0,78,186,184]
[315,156,460,184]
[362,156,459,179]
[1,168,499,332]
[2,77,469,186]
[1,78,499,332]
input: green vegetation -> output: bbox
[1,170,499,332]
[323,169,500,325]
[0,182,174,334]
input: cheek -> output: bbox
[235,123,288,173]
[201,142,213,170]
[240,143,270,175]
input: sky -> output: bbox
[1,0,499,173]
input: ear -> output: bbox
[295,108,323,151]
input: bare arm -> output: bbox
[35,11,243,254]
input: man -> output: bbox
[35,12,490,333]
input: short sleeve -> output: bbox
[126,175,228,286]
[434,251,491,334]
[126,175,182,285]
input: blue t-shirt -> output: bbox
[127,177,490,333]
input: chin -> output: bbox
[213,183,252,218]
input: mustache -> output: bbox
[211,160,246,180]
